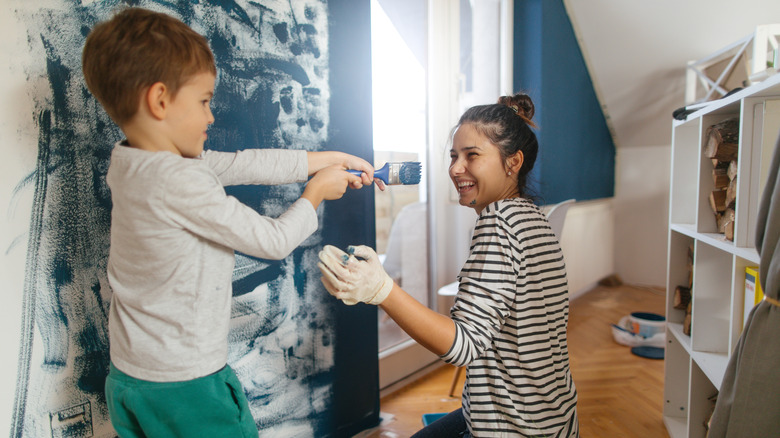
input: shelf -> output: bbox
[668,323,691,353]
[666,322,726,390]
[668,224,759,263]
[690,350,728,390]
[669,223,696,238]
[701,235,759,264]
[665,69,777,438]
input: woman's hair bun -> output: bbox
[498,93,536,128]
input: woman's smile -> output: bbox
[449,123,518,213]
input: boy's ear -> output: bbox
[145,82,169,120]
[507,151,524,174]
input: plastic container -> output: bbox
[629,312,666,338]
[612,316,665,348]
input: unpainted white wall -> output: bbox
[613,145,671,288]
[559,199,615,299]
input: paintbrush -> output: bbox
[348,161,421,185]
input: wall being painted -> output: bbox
[0,1,376,437]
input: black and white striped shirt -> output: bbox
[442,198,578,437]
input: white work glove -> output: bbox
[317,245,393,306]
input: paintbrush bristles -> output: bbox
[388,162,421,185]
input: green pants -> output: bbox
[106,363,259,438]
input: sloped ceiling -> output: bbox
[563,0,780,148]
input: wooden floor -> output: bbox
[355,283,670,437]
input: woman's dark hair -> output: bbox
[455,92,539,200]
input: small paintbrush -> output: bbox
[348,161,421,185]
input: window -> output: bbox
[372,0,511,390]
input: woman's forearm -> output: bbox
[379,283,456,356]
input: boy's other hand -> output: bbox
[302,165,362,209]
[342,155,379,190]
[306,151,385,191]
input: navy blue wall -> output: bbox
[10,1,378,437]
[513,0,615,204]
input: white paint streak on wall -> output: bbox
[0,2,46,434]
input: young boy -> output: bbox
[81,7,374,438]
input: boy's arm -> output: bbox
[166,165,318,260]
[204,149,375,189]
[203,149,308,186]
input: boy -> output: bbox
[81,7,374,437]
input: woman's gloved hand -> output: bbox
[318,245,393,305]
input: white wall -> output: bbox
[554,144,672,298]
[614,145,671,287]
[558,199,615,299]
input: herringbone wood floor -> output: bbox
[358,284,670,437]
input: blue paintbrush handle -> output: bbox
[347,163,390,184]
[344,162,420,185]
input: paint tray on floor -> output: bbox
[611,315,665,348]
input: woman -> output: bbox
[318,93,578,437]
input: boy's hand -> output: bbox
[306,151,385,191]
[342,155,382,190]
[302,165,362,209]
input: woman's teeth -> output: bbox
[457,181,474,191]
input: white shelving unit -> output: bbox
[664,72,780,438]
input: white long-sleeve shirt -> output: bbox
[442,198,578,437]
[106,144,318,382]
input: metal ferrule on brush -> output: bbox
[386,163,402,185]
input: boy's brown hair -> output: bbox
[82,7,217,126]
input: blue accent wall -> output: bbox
[10,1,378,437]
[513,0,615,204]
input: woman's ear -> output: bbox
[506,151,524,174]
[145,82,168,120]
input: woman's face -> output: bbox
[449,123,519,213]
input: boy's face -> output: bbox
[166,72,216,158]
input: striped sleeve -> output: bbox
[443,205,517,366]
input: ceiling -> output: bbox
[563,0,780,148]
